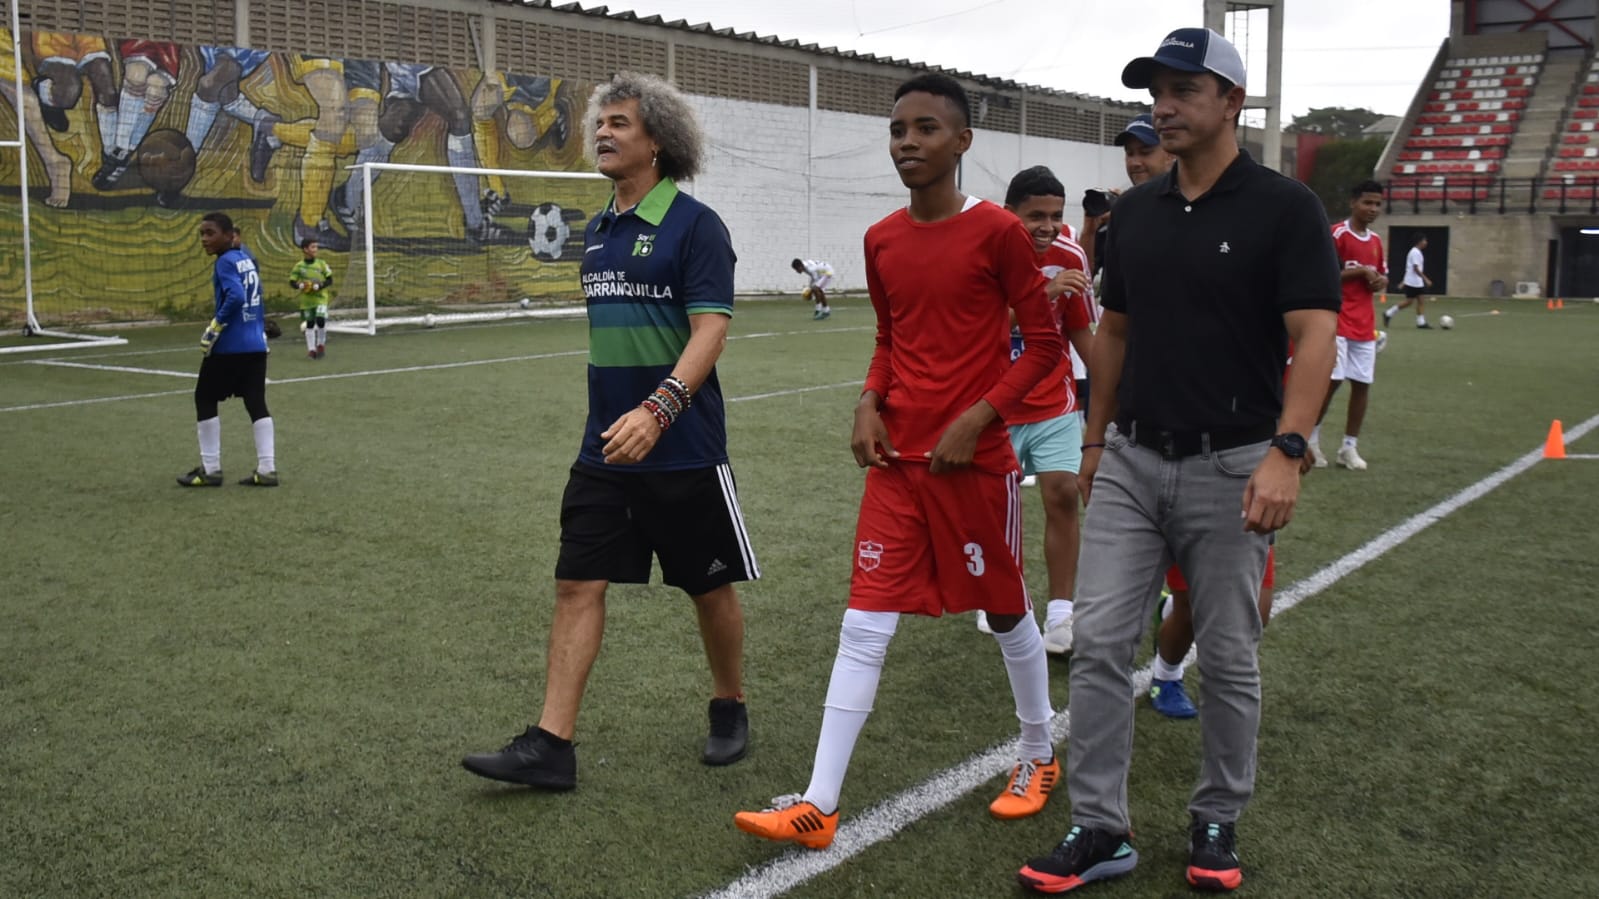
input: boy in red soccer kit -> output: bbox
[976,166,1095,657]
[733,74,1064,849]
[1309,181,1388,471]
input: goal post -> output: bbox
[332,161,611,335]
[0,0,126,354]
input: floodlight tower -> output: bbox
[1204,0,1285,171]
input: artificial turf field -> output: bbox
[3,295,1596,897]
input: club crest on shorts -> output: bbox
[857,540,884,572]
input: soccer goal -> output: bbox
[331,161,611,335]
[0,0,126,354]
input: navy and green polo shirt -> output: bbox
[578,178,737,471]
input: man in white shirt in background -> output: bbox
[1385,234,1434,329]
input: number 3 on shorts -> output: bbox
[964,542,985,576]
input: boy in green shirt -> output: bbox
[289,238,334,358]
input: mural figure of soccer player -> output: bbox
[92,39,182,189]
[248,54,353,251]
[354,62,504,244]
[327,59,390,241]
[185,46,276,154]
[29,31,119,182]
[469,71,574,214]
[1,30,72,207]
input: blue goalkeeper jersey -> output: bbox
[577,178,736,471]
[212,247,268,355]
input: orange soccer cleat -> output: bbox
[734,794,838,850]
[990,756,1060,819]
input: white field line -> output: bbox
[1559,453,1599,460]
[730,381,863,403]
[0,326,873,414]
[703,410,1599,899]
[27,360,196,379]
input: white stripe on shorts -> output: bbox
[716,463,761,579]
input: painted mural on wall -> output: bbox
[0,29,607,326]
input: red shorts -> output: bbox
[1166,547,1275,593]
[118,40,181,81]
[850,463,1030,617]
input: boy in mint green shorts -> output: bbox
[289,238,333,358]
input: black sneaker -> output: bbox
[461,725,577,790]
[177,467,223,487]
[238,470,279,487]
[1417,322,1433,329]
[703,697,749,765]
[92,149,134,190]
[1187,818,1242,891]
[1018,825,1138,892]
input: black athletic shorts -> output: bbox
[196,352,268,405]
[1403,285,1425,299]
[555,461,760,596]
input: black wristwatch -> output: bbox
[1270,432,1308,459]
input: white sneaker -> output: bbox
[1309,441,1329,468]
[975,610,994,634]
[1043,615,1073,655]
[1019,475,1038,487]
[1336,444,1368,470]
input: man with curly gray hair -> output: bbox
[463,72,758,791]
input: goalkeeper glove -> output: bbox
[200,319,224,355]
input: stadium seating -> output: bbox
[1393,53,1544,183]
[1548,55,1599,188]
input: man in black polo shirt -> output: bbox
[1017,28,1338,895]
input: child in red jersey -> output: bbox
[734,74,1064,849]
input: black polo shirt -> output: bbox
[1100,149,1339,431]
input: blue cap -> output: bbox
[1122,27,1247,90]
[1113,114,1160,147]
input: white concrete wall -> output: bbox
[684,94,1127,295]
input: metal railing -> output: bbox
[1383,175,1599,215]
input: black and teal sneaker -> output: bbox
[1018,825,1138,893]
[1187,818,1242,891]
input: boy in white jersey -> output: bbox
[791,258,835,319]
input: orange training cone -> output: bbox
[1556,298,1565,309]
[1547,299,1556,310]
[1380,292,1388,304]
[1544,420,1567,459]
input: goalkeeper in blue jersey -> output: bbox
[178,212,278,488]
[289,238,333,359]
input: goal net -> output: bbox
[332,161,611,334]
[0,0,126,354]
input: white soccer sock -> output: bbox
[197,417,222,473]
[1152,654,1186,682]
[113,88,142,151]
[1343,434,1358,449]
[223,92,262,125]
[1045,598,1073,631]
[252,417,276,473]
[95,104,117,154]
[802,609,898,815]
[185,95,219,151]
[1417,314,1427,326]
[992,618,1055,762]
[1160,593,1175,621]
[305,327,317,353]
[346,136,395,221]
[446,133,482,229]
[1309,424,1322,445]
[315,325,327,346]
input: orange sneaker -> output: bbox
[734,794,838,850]
[990,756,1060,820]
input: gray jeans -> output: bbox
[1067,423,1272,831]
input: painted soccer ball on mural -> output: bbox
[529,203,571,261]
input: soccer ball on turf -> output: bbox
[528,203,571,261]
[519,297,532,310]
[423,313,436,329]
[1440,314,1455,330]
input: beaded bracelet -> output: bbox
[640,397,673,431]
[1081,442,1106,450]
[639,377,695,431]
